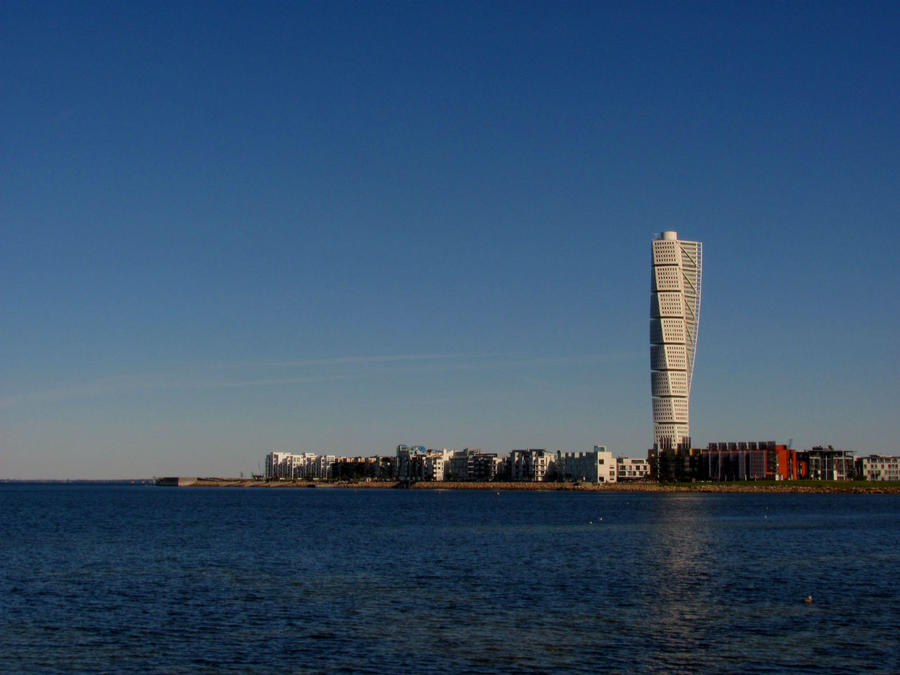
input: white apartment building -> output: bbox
[617,457,651,481]
[264,451,334,480]
[856,455,900,481]
[651,231,702,450]
[558,446,616,483]
[308,455,336,479]
[509,449,557,482]
[424,449,454,481]
[265,451,290,480]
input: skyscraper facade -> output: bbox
[650,231,702,450]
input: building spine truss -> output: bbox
[650,231,702,450]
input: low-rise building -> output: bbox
[802,446,855,480]
[331,456,380,481]
[396,444,428,481]
[448,448,472,481]
[617,457,651,481]
[509,449,557,482]
[855,455,900,481]
[424,449,454,481]
[775,445,804,480]
[469,451,501,481]
[702,441,780,481]
[559,446,616,483]
[696,443,854,481]
[445,448,501,481]
[651,441,790,482]
[265,451,335,480]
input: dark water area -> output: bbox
[1,485,898,673]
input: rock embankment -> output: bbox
[178,479,900,493]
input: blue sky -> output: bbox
[2,1,898,478]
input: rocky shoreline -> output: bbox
[174,478,900,494]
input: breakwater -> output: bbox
[170,478,900,493]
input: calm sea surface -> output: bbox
[1,485,898,673]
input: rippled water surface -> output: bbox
[2,485,898,673]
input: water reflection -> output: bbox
[641,494,719,670]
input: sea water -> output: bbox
[1,484,898,673]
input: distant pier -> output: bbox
[155,477,198,486]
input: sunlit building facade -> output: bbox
[650,231,702,450]
[558,446,617,483]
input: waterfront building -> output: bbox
[802,446,855,480]
[295,452,323,479]
[448,448,472,481]
[509,449,557,482]
[265,451,287,480]
[650,231,702,451]
[393,445,503,482]
[699,442,811,481]
[424,448,454,481]
[264,451,336,480]
[855,455,900,481]
[651,442,857,483]
[469,451,502,481]
[396,444,427,481]
[447,448,502,481]
[309,454,336,479]
[616,457,651,481]
[265,451,309,480]
[702,442,780,481]
[775,445,804,480]
[558,446,616,483]
[424,452,446,481]
[649,446,702,482]
[331,456,393,481]
[328,455,397,481]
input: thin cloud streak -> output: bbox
[209,353,471,370]
[182,374,356,390]
[0,372,355,408]
[379,351,644,375]
[0,352,638,409]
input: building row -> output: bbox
[266,444,899,483]
[265,445,651,483]
[652,442,900,482]
[394,444,649,483]
[265,451,337,480]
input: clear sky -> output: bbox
[2,1,898,478]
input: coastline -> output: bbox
[174,478,900,494]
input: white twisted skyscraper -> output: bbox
[650,231,702,450]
